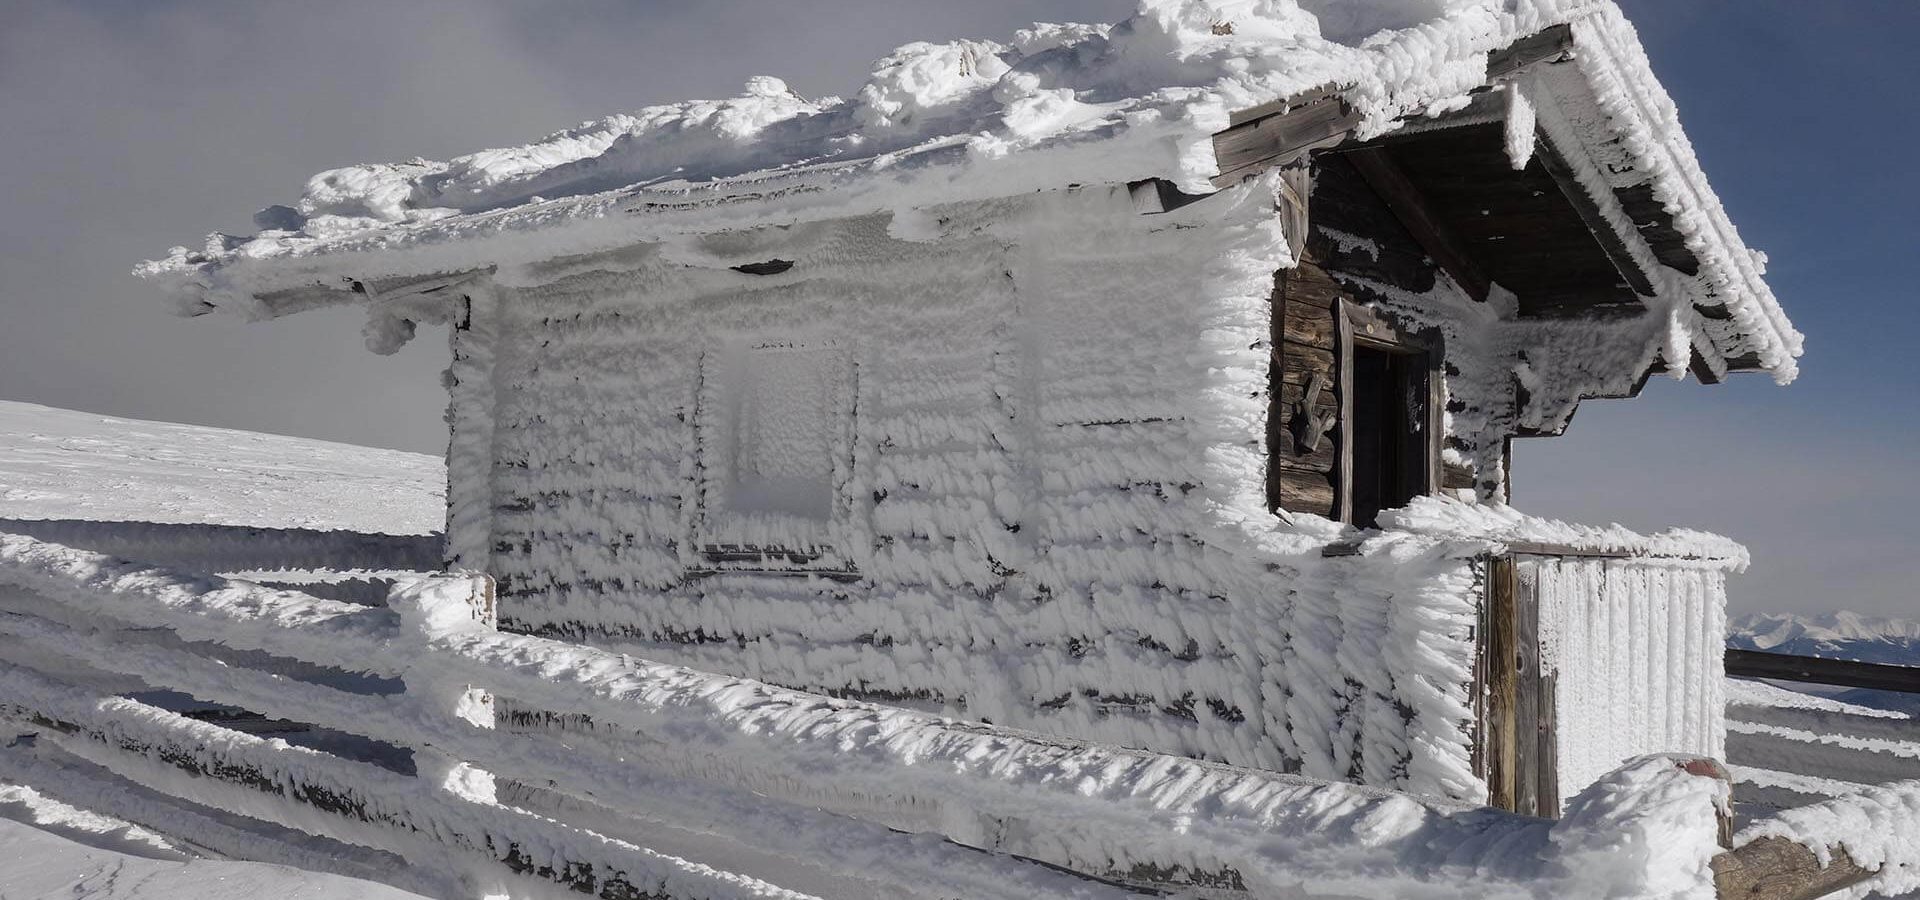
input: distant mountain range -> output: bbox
[1729,611,1920,716]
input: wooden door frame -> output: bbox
[1334,299,1445,524]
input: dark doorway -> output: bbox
[1348,344,1431,527]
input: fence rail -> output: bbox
[0,532,1903,900]
[1726,649,1920,695]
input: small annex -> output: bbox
[139,0,1801,815]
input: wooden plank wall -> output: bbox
[1480,554,1558,818]
[1270,153,1477,520]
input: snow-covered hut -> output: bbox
[138,0,1801,815]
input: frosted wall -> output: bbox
[1531,555,1729,806]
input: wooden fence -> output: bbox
[1726,649,1920,696]
[1720,651,1920,899]
[0,532,1901,900]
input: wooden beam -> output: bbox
[1212,92,1361,188]
[1356,91,1509,149]
[1344,146,1493,302]
[1483,555,1520,812]
[1211,25,1573,188]
[1512,559,1544,817]
[1275,160,1311,263]
[1532,131,1658,298]
[1726,649,1920,695]
[1486,24,1575,82]
[1712,837,1876,900]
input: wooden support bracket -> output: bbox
[1290,371,1335,454]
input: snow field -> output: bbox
[0,531,1810,900]
[0,400,443,536]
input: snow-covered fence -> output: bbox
[0,533,1910,900]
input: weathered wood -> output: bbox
[1334,298,1356,523]
[1712,837,1876,900]
[1279,343,1336,386]
[1276,160,1311,262]
[1284,297,1336,351]
[1227,82,1346,129]
[1485,24,1575,82]
[1274,467,1335,518]
[1288,372,1336,455]
[1536,668,1559,817]
[1726,649,1920,695]
[1344,146,1493,302]
[1342,122,1642,317]
[1213,93,1361,187]
[1267,269,1289,514]
[1512,559,1544,816]
[1308,155,1440,296]
[1532,130,1657,297]
[1443,461,1477,491]
[1484,555,1520,812]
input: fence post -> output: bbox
[387,572,496,805]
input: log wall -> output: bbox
[1269,152,1487,520]
[446,185,1492,796]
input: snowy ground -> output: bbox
[0,400,442,535]
[0,783,426,900]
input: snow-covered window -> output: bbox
[692,338,856,575]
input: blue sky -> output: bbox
[1,1,1913,616]
[1516,0,1920,617]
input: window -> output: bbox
[692,338,857,576]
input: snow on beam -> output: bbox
[1211,24,1578,190]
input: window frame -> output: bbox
[687,337,861,579]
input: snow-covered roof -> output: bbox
[135,0,1801,382]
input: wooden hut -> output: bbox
[140,0,1800,814]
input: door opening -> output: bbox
[1349,343,1430,527]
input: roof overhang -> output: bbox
[1208,21,1798,384]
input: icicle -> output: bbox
[1662,306,1692,381]
[1503,79,1538,171]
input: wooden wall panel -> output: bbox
[1269,151,1476,520]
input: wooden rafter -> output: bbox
[1343,146,1493,302]
[1532,130,1658,297]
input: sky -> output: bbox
[0,0,1914,617]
